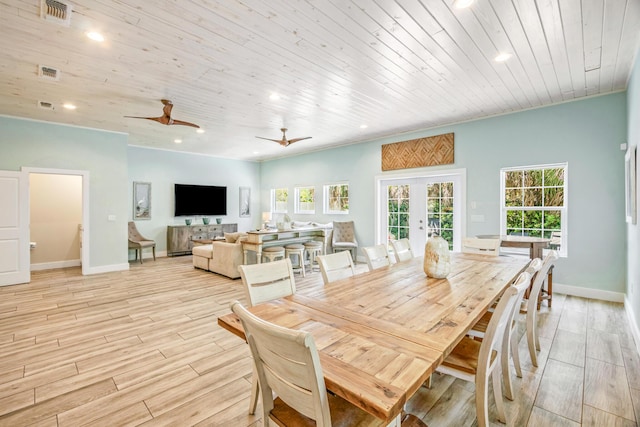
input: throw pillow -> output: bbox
[224,232,240,243]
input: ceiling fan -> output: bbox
[256,128,312,147]
[125,99,200,128]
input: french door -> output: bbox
[378,171,464,257]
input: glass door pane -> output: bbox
[380,172,462,257]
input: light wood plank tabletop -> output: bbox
[218,252,530,423]
[294,253,530,354]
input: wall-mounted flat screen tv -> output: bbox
[174,184,227,216]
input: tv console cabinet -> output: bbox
[167,223,238,256]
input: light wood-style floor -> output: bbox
[0,255,638,426]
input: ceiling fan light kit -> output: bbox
[255,127,312,147]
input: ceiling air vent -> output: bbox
[38,65,60,81]
[38,101,55,110]
[41,0,72,26]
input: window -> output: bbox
[271,188,288,213]
[501,163,567,256]
[294,186,315,214]
[427,181,454,250]
[387,184,410,241]
[324,183,349,214]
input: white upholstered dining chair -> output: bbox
[316,251,356,285]
[237,258,296,415]
[461,237,501,256]
[230,300,428,427]
[362,244,391,271]
[390,238,414,262]
[435,271,530,427]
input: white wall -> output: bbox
[261,93,628,293]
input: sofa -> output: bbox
[192,232,247,279]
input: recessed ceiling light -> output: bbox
[269,93,281,101]
[360,124,368,129]
[253,151,260,154]
[62,103,76,110]
[86,32,104,42]
[494,52,512,62]
[196,128,205,134]
[174,139,182,144]
[454,0,474,9]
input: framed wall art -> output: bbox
[239,186,251,217]
[133,181,151,220]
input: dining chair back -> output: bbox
[362,244,391,271]
[237,258,296,415]
[467,257,542,400]
[231,300,332,424]
[461,237,501,256]
[238,258,296,307]
[390,238,414,262]
[436,271,530,427]
[230,301,422,426]
[526,250,558,366]
[331,221,358,260]
[316,251,356,285]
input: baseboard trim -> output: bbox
[31,260,81,271]
[128,251,167,263]
[84,263,130,275]
[625,296,640,356]
[554,282,625,303]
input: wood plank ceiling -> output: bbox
[1,0,639,161]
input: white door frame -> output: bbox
[375,168,467,253]
[23,167,90,275]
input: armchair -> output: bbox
[128,221,156,263]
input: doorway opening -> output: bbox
[23,167,90,276]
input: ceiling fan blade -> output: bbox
[287,137,312,144]
[124,115,169,125]
[171,119,200,128]
[256,136,285,143]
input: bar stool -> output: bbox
[285,244,306,277]
[304,241,323,272]
[262,246,285,263]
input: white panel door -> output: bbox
[0,170,29,286]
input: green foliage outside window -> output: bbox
[326,184,349,213]
[504,167,565,242]
[387,185,409,241]
[427,182,454,250]
[273,188,288,212]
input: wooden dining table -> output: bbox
[218,253,530,425]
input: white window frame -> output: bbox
[500,162,568,257]
[323,183,349,215]
[271,188,288,213]
[294,186,315,214]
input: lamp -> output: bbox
[262,212,272,229]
